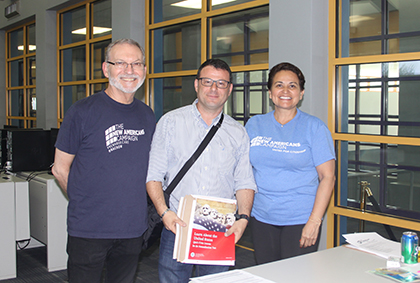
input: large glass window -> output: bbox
[339,141,420,217]
[152,0,258,23]
[60,85,87,118]
[211,7,269,67]
[153,20,202,74]
[5,22,36,128]
[92,0,112,39]
[147,0,269,120]
[152,0,201,23]
[329,0,420,248]
[226,70,270,124]
[337,61,420,137]
[152,0,257,23]
[57,0,111,125]
[340,0,420,57]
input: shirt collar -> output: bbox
[192,99,223,128]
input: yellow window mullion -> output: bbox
[201,16,207,63]
[86,2,91,93]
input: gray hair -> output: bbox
[105,38,145,63]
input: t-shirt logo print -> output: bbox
[250,136,303,153]
[105,123,145,153]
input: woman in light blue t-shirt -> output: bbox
[245,62,336,264]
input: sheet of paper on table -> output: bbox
[342,232,400,259]
[189,269,276,283]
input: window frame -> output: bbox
[56,0,112,126]
[5,21,37,128]
[145,0,270,120]
[327,0,420,248]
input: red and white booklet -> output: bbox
[173,194,237,266]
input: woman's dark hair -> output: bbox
[267,62,305,91]
[196,59,232,82]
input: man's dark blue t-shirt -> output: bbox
[55,91,155,239]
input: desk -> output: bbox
[0,176,16,280]
[18,172,68,272]
[0,175,30,280]
[244,246,409,282]
[13,175,30,241]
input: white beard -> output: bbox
[108,73,145,94]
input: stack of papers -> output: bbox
[343,232,401,259]
[189,270,276,283]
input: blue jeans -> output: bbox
[67,235,143,283]
[159,228,229,283]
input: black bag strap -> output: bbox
[164,113,224,196]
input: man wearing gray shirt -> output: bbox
[146,59,256,283]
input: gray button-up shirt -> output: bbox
[147,100,257,212]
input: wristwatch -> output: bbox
[235,214,249,221]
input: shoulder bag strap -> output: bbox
[165,113,224,196]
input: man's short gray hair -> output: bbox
[105,38,145,63]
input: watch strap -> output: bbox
[235,214,249,221]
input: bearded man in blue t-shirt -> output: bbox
[52,39,155,283]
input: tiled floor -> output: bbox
[1,227,256,283]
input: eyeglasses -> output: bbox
[197,77,231,89]
[107,61,145,70]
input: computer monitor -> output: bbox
[3,125,18,129]
[2,129,52,172]
[49,128,60,165]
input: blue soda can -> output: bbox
[401,231,419,264]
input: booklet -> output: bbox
[174,195,237,266]
[369,268,420,282]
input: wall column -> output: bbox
[269,0,329,250]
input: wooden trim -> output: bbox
[7,116,36,120]
[147,63,269,79]
[57,0,91,15]
[201,1,207,63]
[58,78,108,86]
[333,133,420,146]
[334,52,420,65]
[330,206,420,232]
[144,0,151,106]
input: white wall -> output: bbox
[269,0,329,124]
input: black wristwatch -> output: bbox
[235,214,249,221]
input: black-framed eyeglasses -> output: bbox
[197,77,231,89]
[107,61,145,70]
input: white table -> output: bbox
[0,175,17,280]
[13,175,30,242]
[244,246,418,283]
[0,174,30,280]
[18,172,69,272]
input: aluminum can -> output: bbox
[401,231,419,264]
